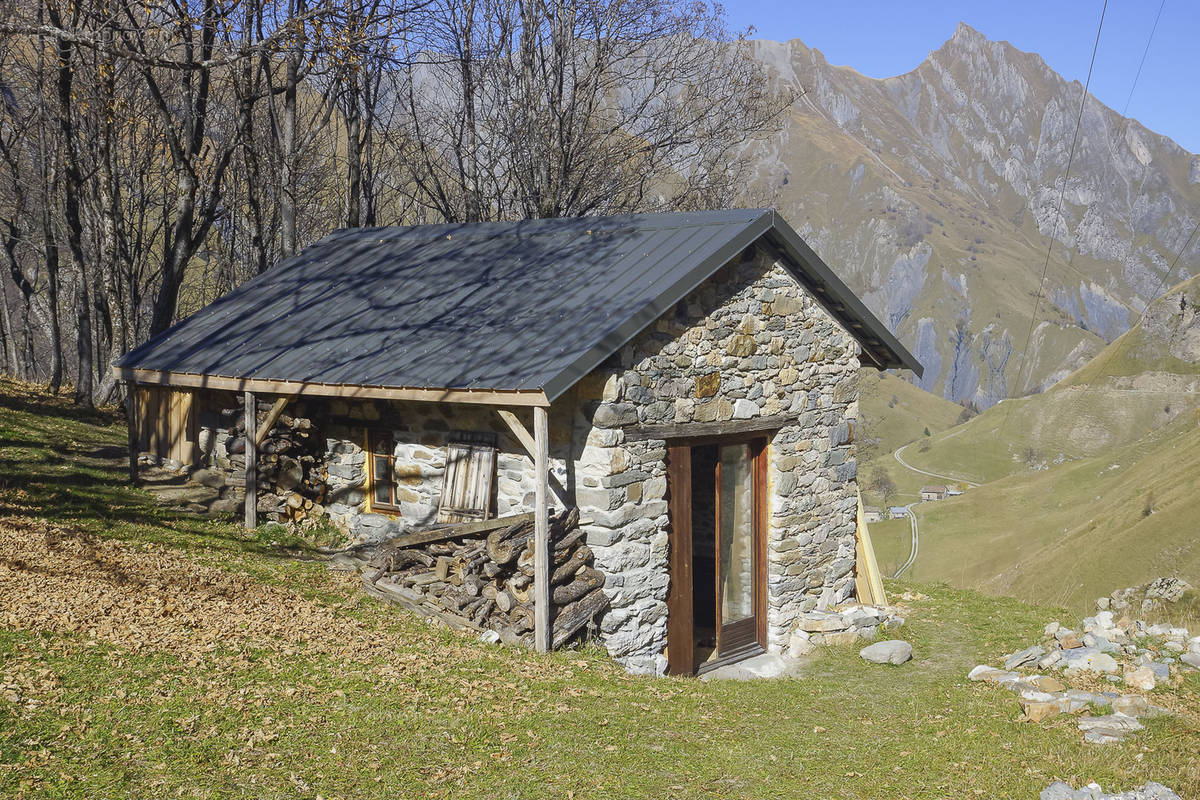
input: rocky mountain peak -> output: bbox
[749,26,1199,409]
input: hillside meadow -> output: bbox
[1,380,1198,798]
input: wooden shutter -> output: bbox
[436,441,496,524]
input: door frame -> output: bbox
[666,433,768,676]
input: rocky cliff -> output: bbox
[750,23,1200,408]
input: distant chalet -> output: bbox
[113,209,920,675]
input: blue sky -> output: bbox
[723,0,1199,154]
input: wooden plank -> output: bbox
[854,493,887,607]
[361,575,484,632]
[154,388,168,459]
[533,406,551,653]
[665,444,694,676]
[254,396,291,447]
[125,383,138,485]
[624,414,794,442]
[383,512,535,549]
[244,391,257,529]
[113,366,550,407]
[175,390,195,466]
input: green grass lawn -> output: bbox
[2,380,1198,798]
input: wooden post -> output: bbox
[125,382,138,485]
[244,390,257,529]
[533,405,550,653]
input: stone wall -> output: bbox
[567,251,861,673]
[318,400,571,546]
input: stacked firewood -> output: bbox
[220,405,326,522]
[363,507,608,648]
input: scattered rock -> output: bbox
[1004,644,1045,670]
[1123,666,1157,692]
[859,640,912,665]
[1042,781,1181,800]
[1077,713,1144,744]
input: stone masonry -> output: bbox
[567,250,861,673]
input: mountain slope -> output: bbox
[751,23,1200,409]
[881,274,1200,610]
[909,410,1200,612]
[902,273,1200,482]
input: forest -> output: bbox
[0,0,787,406]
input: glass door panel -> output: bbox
[716,443,757,653]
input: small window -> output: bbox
[368,431,401,512]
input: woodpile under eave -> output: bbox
[359,507,608,649]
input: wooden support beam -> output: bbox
[533,406,551,653]
[244,390,257,529]
[495,408,569,504]
[384,512,535,549]
[254,396,291,447]
[125,382,138,485]
[113,366,550,407]
[496,409,536,456]
[624,414,794,442]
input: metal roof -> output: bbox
[113,209,921,402]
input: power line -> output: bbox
[1008,0,1109,401]
[990,0,1109,459]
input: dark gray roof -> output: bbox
[114,209,921,401]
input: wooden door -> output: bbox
[666,444,694,676]
[666,436,767,675]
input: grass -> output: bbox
[867,517,913,578]
[857,370,965,461]
[900,410,1200,616]
[2,379,1199,798]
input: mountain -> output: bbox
[874,273,1200,610]
[900,273,1200,483]
[750,23,1200,410]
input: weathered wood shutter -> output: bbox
[436,440,497,524]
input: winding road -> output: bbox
[887,435,982,579]
[893,441,980,488]
[891,503,919,579]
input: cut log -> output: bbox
[485,519,535,565]
[553,524,587,554]
[551,587,608,649]
[551,546,592,585]
[552,567,605,605]
[494,589,514,613]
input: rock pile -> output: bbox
[1098,577,1193,614]
[788,604,906,655]
[968,612,1198,743]
[1041,781,1181,800]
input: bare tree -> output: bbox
[393,0,790,221]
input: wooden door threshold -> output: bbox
[695,642,766,675]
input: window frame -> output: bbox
[366,429,402,513]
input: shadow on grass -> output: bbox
[0,380,322,566]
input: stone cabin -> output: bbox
[113,210,921,676]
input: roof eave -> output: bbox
[113,366,551,407]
